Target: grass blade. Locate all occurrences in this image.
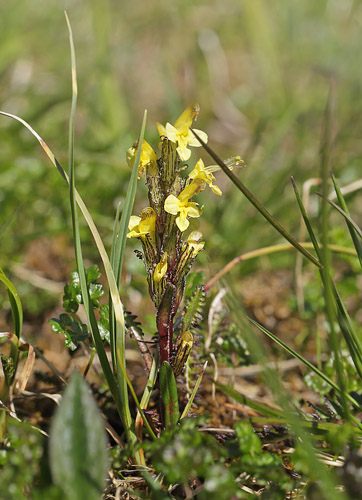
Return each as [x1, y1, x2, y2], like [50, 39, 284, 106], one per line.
[214, 381, 283, 419]
[180, 361, 208, 420]
[292, 173, 362, 384]
[247, 317, 361, 413]
[64, 13, 115, 393]
[112, 113, 147, 286]
[224, 289, 348, 499]
[331, 172, 362, 268]
[291, 177, 322, 261]
[110, 201, 122, 271]
[64, 13, 139, 449]
[0, 267, 22, 340]
[0, 110, 132, 409]
[109, 112, 147, 413]
[318, 193, 362, 240]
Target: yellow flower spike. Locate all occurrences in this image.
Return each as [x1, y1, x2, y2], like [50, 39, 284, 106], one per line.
[186, 231, 205, 257]
[126, 140, 158, 178]
[157, 103, 208, 162]
[154, 252, 168, 282]
[127, 207, 156, 239]
[189, 159, 222, 196]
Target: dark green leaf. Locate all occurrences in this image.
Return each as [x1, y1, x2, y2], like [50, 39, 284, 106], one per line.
[63, 267, 104, 313]
[159, 361, 180, 428]
[49, 314, 89, 351]
[98, 305, 110, 343]
[86, 264, 101, 282]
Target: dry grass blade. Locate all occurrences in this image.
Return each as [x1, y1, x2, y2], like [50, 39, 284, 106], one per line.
[16, 344, 35, 392]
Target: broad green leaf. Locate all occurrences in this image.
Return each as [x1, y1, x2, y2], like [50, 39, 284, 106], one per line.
[159, 361, 180, 428]
[49, 372, 108, 500]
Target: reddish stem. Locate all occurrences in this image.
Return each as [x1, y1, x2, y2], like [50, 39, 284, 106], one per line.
[157, 313, 173, 363]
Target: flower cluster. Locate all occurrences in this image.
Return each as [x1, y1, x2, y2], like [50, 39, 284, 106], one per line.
[126, 104, 221, 368]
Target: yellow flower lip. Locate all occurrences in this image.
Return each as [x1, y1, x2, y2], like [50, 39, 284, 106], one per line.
[189, 159, 222, 196]
[186, 231, 205, 257]
[164, 194, 202, 232]
[127, 207, 156, 239]
[126, 140, 158, 178]
[157, 103, 208, 162]
[164, 179, 205, 232]
[154, 252, 168, 282]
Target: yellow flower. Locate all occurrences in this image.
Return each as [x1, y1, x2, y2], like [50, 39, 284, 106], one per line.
[178, 178, 206, 202]
[164, 179, 205, 232]
[207, 155, 244, 173]
[126, 140, 158, 178]
[127, 207, 156, 239]
[172, 330, 193, 376]
[154, 252, 168, 282]
[157, 103, 208, 162]
[186, 231, 205, 257]
[188, 159, 222, 195]
[164, 196, 201, 232]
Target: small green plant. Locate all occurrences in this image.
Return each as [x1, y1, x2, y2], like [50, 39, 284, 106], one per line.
[0, 418, 44, 500]
[125, 103, 224, 426]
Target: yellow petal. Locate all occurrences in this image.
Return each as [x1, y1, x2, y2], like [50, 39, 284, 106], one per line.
[140, 140, 157, 167]
[186, 204, 201, 218]
[165, 123, 178, 143]
[164, 195, 180, 215]
[126, 146, 136, 168]
[178, 179, 206, 202]
[154, 252, 168, 282]
[128, 215, 141, 231]
[187, 128, 208, 147]
[176, 214, 190, 232]
[186, 230, 205, 256]
[174, 103, 200, 131]
[187, 230, 203, 243]
[139, 207, 156, 235]
[210, 183, 222, 196]
[176, 144, 191, 162]
[157, 122, 167, 137]
[188, 158, 204, 179]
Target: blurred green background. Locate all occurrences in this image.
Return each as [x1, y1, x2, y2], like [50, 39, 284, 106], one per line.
[1, 0, 361, 322]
